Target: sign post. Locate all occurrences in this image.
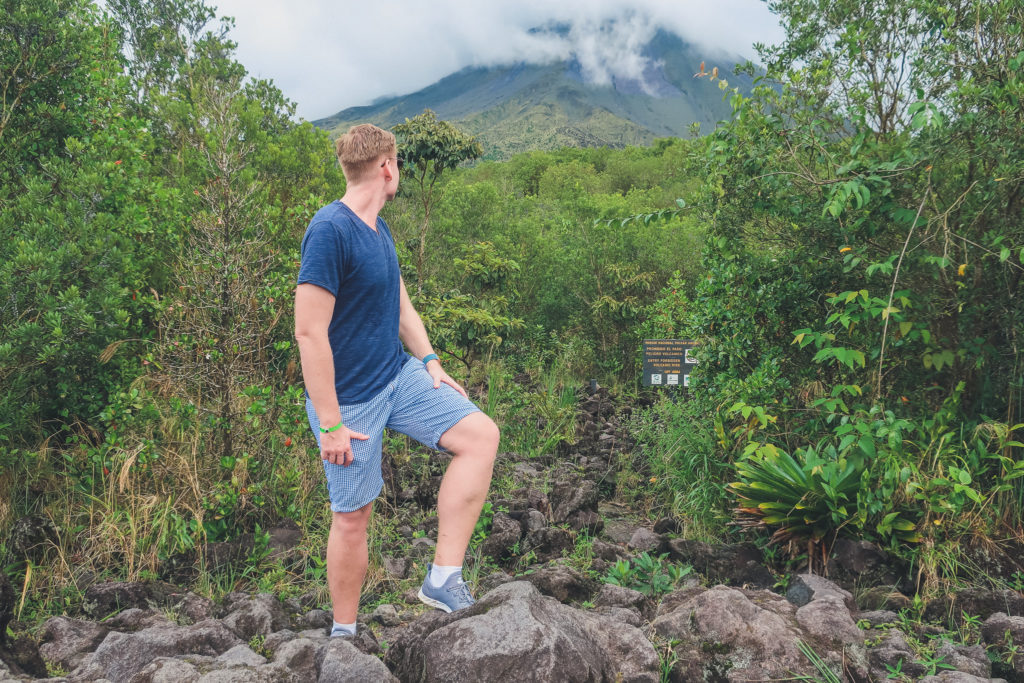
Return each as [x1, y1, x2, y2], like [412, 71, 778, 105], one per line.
[642, 339, 698, 389]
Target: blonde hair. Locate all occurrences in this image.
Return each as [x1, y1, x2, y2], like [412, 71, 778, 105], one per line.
[335, 124, 396, 183]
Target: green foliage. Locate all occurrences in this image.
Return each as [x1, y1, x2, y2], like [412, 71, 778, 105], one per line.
[394, 109, 483, 285]
[603, 552, 692, 596]
[0, 0, 159, 443]
[470, 501, 494, 549]
[633, 393, 731, 538]
[729, 441, 864, 546]
[680, 0, 1024, 586]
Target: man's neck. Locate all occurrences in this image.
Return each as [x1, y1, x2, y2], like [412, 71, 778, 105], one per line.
[340, 186, 387, 231]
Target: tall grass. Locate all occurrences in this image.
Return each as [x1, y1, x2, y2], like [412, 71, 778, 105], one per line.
[632, 394, 732, 540]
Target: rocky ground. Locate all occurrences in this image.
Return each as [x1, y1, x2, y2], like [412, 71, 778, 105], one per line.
[2, 386, 1022, 682]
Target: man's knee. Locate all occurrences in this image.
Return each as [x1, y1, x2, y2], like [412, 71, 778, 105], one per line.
[443, 412, 500, 457]
[330, 503, 372, 535]
[476, 414, 500, 452]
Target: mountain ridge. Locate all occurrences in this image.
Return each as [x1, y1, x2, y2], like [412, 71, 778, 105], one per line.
[313, 30, 754, 158]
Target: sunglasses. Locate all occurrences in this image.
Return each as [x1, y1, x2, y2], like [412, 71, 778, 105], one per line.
[380, 156, 405, 170]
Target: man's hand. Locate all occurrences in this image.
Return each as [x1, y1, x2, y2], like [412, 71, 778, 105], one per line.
[320, 426, 370, 467]
[426, 361, 468, 398]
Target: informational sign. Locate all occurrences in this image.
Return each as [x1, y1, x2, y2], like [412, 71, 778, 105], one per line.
[642, 339, 697, 388]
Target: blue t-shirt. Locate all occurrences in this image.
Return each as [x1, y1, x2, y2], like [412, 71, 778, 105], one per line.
[298, 201, 407, 404]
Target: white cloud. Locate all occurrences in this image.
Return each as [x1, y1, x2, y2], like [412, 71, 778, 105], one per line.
[211, 0, 784, 120]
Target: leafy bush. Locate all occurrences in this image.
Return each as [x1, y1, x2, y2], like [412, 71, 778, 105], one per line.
[603, 552, 692, 596]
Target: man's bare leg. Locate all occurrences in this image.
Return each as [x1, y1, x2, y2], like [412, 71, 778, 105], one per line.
[326, 502, 372, 623]
[434, 412, 500, 566]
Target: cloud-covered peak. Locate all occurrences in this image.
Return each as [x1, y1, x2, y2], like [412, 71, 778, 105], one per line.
[212, 0, 783, 119]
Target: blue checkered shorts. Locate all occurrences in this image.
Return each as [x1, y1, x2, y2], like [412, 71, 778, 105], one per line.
[306, 356, 480, 512]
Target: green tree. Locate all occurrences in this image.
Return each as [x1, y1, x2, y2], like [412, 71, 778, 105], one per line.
[393, 109, 483, 288]
[0, 0, 162, 445]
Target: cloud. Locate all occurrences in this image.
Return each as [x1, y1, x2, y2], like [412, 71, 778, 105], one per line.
[211, 0, 783, 119]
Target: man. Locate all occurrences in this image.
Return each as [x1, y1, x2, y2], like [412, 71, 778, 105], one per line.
[294, 124, 498, 638]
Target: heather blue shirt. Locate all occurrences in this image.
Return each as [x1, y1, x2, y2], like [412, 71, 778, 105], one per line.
[298, 201, 407, 404]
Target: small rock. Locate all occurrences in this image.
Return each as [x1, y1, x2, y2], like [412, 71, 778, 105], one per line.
[601, 519, 636, 544]
[854, 609, 900, 626]
[303, 609, 332, 629]
[652, 517, 681, 535]
[8, 515, 59, 562]
[370, 604, 402, 627]
[383, 555, 411, 580]
[477, 571, 514, 595]
[594, 584, 647, 610]
[568, 510, 604, 534]
[520, 510, 547, 535]
[594, 606, 643, 627]
[410, 537, 436, 554]
[266, 525, 303, 563]
[480, 513, 522, 562]
[591, 539, 623, 562]
[523, 527, 573, 562]
[262, 629, 297, 653]
[868, 628, 927, 680]
[857, 585, 912, 611]
[82, 581, 178, 618]
[627, 528, 661, 552]
[174, 592, 215, 624]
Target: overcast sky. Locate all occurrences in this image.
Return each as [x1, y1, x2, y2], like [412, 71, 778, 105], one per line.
[209, 0, 785, 121]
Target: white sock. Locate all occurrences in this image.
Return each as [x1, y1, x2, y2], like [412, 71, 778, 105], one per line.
[428, 564, 462, 586]
[330, 621, 356, 637]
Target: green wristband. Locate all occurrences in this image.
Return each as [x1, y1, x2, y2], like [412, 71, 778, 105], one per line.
[422, 353, 439, 365]
[319, 420, 344, 434]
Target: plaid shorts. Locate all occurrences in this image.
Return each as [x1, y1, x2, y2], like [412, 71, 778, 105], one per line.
[306, 356, 480, 512]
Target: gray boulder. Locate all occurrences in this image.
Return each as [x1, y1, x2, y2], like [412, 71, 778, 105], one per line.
[480, 512, 522, 562]
[220, 593, 291, 641]
[82, 581, 179, 619]
[216, 644, 266, 667]
[550, 478, 601, 531]
[786, 573, 856, 611]
[39, 617, 109, 672]
[919, 674, 1007, 683]
[653, 583, 864, 682]
[933, 641, 992, 678]
[867, 628, 927, 680]
[69, 619, 241, 682]
[104, 608, 170, 632]
[130, 657, 201, 682]
[522, 526, 573, 562]
[316, 638, 397, 682]
[519, 565, 596, 603]
[386, 580, 659, 682]
[982, 612, 1024, 678]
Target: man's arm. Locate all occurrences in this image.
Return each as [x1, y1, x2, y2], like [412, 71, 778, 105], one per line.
[294, 283, 368, 466]
[397, 277, 468, 397]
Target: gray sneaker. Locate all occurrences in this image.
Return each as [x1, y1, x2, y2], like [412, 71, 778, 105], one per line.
[417, 564, 475, 613]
